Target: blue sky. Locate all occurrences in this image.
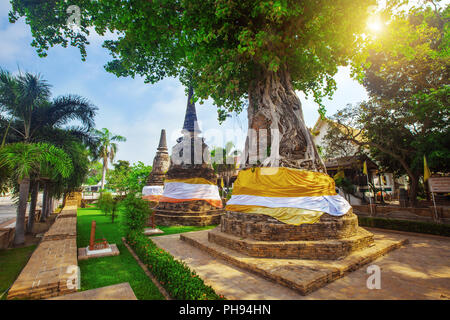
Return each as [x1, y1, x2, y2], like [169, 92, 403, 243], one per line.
[0, 1, 368, 165]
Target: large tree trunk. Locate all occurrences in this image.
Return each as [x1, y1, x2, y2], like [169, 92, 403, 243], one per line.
[27, 180, 39, 234]
[14, 177, 30, 246]
[246, 68, 326, 172]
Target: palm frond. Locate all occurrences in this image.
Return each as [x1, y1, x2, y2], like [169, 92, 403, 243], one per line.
[43, 94, 97, 130]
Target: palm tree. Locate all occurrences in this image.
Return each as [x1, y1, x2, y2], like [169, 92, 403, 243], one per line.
[0, 69, 97, 146]
[0, 142, 72, 245]
[91, 128, 126, 190]
[0, 68, 97, 228]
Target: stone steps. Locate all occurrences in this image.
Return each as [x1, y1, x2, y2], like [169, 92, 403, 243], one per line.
[180, 229, 408, 296]
[207, 227, 375, 260]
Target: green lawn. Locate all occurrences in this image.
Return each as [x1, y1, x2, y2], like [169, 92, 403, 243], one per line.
[0, 245, 36, 300]
[77, 206, 216, 299]
[77, 207, 164, 300]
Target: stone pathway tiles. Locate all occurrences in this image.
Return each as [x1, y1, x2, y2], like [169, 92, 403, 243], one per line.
[48, 283, 137, 300]
[151, 228, 450, 300]
[42, 216, 77, 241]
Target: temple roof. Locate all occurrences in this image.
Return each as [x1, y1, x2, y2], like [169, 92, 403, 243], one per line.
[182, 86, 201, 133]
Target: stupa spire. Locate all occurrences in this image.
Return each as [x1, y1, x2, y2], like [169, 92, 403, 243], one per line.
[182, 86, 201, 134]
[157, 129, 168, 151]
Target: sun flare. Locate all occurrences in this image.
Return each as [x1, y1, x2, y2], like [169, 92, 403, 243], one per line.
[367, 17, 384, 33]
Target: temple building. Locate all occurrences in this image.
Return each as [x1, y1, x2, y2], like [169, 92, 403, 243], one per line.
[153, 87, 223, 226]
[142, 129, 170, 202]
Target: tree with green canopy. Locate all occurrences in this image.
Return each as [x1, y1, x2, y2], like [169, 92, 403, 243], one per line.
[323, 1, 450, 206]
[0, 142, 73, 245]
[9, 0, 380, 172]
[91, 128, 126, 190]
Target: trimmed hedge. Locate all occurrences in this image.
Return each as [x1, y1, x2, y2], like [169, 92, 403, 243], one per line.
[358, 216, 450, 237]
[126, 230, 225, 300]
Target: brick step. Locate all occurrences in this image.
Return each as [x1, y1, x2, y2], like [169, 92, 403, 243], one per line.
[207, 227, 375, 260]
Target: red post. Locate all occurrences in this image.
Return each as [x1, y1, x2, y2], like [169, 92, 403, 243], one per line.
[89, 221, 96, 250]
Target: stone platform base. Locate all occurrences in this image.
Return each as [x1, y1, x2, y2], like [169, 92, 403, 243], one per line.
[78, 244, 120, 261]
[180, 229, 408, 295]
[208, 227, 375, 260]
[154, 199, 223, 226]
[154, 210, 222, 226]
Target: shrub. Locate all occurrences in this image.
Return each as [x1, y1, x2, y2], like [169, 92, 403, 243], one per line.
[122, 193, 150, 234]
[126, 231, 225, 300]
[358, 216, 450, 237]
[98, 192, 114, 215]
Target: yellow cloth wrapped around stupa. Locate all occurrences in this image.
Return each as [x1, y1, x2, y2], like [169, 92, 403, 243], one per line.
[226, 167, 351, 225]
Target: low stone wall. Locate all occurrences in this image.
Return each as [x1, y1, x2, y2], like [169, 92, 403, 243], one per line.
[0, 217, 30, 249]
[353, 204, 450, 223]
[7, 205, 79, 300]
[42, 216, 77, 241]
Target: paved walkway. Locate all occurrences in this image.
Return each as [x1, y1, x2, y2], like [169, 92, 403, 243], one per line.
[0, 196, 19, 225]
[152, 228, 450, 300]
[48, 283, 137, 300]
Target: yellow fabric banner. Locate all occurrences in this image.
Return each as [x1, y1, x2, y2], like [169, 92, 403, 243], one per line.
[226, 205, 324, 225]
[232, 167, 337, 197]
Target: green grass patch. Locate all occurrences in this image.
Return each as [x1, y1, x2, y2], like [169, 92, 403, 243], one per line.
[0, 245, 36, 299]
[77, 206, 164, 300]
[152, 225, 217, 237]
[358, 216, 450, 237]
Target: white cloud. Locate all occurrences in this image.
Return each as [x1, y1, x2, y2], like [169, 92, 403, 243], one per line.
[0, 19, 33, 63]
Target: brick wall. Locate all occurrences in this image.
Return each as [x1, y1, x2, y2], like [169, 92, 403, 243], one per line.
[7, 205, 79, 300]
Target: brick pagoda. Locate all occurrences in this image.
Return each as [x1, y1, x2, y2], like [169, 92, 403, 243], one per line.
[146, 129, 170, 186]
[154, 87, 223, 226]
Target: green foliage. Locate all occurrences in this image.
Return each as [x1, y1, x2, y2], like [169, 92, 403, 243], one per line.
[122, 193, 151, 234]
[97, 191, 114, 215]
[9, 0, 376, 119]
[90, 128, 126, 189]
[85, 161, 103, 185]
[358, 216, 450, 237]
[0, 142, 73, 181]
[335, 177, 356, 196]
[127, 231, 225, 300]
[107, 160, 151, 195]
[352, 3, 449, 99]
[0, 68, 97, 146]
[0, 67, 97, 198]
